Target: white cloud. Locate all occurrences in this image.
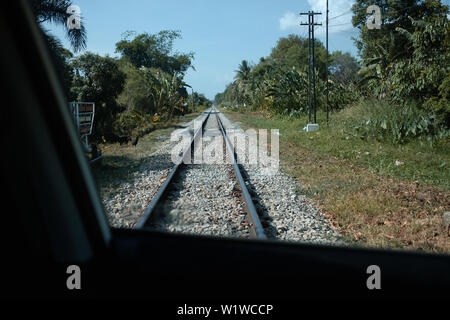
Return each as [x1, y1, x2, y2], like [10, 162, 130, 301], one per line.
[280, 12, 302, 31]
[279, 0, 356, 34]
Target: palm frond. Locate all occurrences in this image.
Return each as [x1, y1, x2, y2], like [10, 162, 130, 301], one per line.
[31, 0, 87, 52]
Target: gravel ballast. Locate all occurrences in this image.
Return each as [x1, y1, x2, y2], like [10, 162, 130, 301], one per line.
[218, 112, 342, 245]
[150, 113, 251, 238]
[103, 113, 208, 228]
[102, 109, 343, 245]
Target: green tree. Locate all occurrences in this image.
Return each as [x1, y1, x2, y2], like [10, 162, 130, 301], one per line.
[214, 92, 225, 105]
[71, 53, 126, 139]
[115, 30, 194, 76]
[233, 60, 253, 106]
[216, 34, 359, 116]
[31, 0, 87, 52]
[393, 16, 450, 125]
[269, 34, 328, 79]
[330, 51, 360, 85]
[352, 0, 447, 87]
[235, 60, 252, 81]
[191, 92, 211, 108]
[354, 0, 449, 127]
[118, 63, 189, 120]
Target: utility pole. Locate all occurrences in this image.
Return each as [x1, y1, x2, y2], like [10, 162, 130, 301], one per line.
[300, 13, 311, 122]
[311, 12, 321, 124]
[300, 11, 322, 127]
[191, 88, 195, 112]
[326, 0, 329, 125]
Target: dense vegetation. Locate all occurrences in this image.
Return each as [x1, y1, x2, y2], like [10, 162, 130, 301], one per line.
[32, 0, 211, 142]
[216, 0, 449, 145]
[215, 35, 360, 117]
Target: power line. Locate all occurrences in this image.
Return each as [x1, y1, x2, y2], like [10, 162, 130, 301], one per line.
[327, 2, 425, 22]
[316, 23, 354, 29]
[327, 22, 354, 28]
[329, 10, 352, 21]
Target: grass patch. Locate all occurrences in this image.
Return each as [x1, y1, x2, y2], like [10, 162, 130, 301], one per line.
[223, 105, 450, 254]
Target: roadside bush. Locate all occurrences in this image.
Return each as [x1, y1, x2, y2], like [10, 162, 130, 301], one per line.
[347, 99, 449, 145]
[113, 110, 154, 138]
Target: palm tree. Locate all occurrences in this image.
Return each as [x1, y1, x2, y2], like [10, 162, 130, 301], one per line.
[234, 60, 252, 82]
[31, 0, 87, 52]
[234, 60, 252, 107]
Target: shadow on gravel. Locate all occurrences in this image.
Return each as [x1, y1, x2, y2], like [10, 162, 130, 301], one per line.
[170, 125, 189, 130]
[96, 153, 175, 172]
[144, 153, 177, 172]
[164, 166, 189, 203]
[238, 164, 279, 239]
[152, 166, 190, 228]
[92, 153, 176, 200]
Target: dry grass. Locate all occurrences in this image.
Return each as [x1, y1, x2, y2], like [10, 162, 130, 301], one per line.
[224, 109, 450, 254]
[282, 142, 450, 253]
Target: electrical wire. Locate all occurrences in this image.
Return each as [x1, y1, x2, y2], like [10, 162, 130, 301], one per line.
[328, 10, 353, 21]
[327, 1, 428, 22]
[327, 22, 354, 28]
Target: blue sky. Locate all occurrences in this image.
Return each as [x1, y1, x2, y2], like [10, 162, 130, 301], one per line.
[46, 0, 444, 100]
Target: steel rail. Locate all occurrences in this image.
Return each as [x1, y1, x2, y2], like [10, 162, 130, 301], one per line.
[89, 154, 103, 163]
[135, 110, 212, 229]
[215, 112, 266, 239]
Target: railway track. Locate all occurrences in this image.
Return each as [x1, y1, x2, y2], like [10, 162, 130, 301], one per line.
[135, 108, 266, 239]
